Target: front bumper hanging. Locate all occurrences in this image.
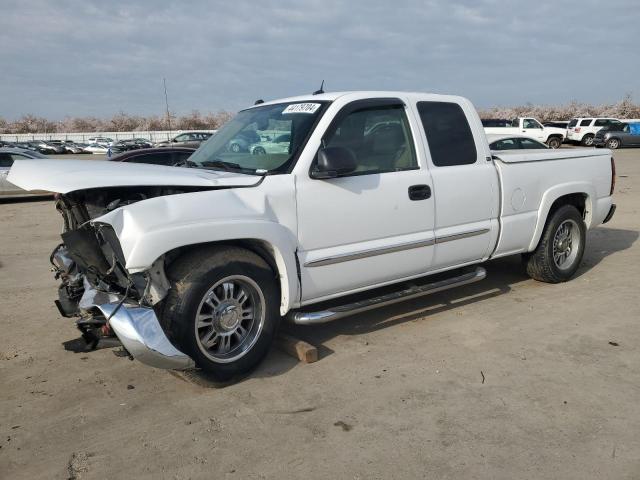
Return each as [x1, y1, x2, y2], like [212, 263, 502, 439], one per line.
[94, 302, 195, 370]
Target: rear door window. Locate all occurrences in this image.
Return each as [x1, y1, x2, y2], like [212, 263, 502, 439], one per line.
[580, 119, 592, 126]
[417, 101, 477, 167]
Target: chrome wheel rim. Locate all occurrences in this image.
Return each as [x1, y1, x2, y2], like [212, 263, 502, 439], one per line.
[230, 143, 240, 152]
[552, 219, 580, 270]
[194, 275, 265, 363]
[608, 139, 619, 149]
[584, 136, 593, 146]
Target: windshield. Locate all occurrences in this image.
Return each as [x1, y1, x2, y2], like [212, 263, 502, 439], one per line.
[189, 101, 328, 174]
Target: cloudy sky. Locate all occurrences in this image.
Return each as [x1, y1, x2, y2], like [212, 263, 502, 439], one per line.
[1, 0, 638, 119]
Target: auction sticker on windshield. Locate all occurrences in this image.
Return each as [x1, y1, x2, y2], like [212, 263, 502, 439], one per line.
[282, 103, 321, 114]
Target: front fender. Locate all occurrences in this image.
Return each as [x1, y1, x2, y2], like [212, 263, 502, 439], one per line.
[128, 220, 299, 315]
[94, 177, 300, 314]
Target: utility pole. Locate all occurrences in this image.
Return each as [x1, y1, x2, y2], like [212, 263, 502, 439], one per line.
[163, 77, 172, 139]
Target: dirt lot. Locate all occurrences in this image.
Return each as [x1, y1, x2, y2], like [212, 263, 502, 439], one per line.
[1, 149, 639, 479]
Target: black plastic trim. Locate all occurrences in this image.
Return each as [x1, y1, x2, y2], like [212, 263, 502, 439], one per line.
[603, 204, 616, 224]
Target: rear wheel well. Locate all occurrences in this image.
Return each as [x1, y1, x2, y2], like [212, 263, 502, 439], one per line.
[548, 193, 587, 220]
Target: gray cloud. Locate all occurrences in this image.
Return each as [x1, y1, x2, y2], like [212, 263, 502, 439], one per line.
[1, 0, 638, 119]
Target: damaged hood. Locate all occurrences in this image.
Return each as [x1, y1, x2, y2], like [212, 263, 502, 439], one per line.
[7, 159, 262, 194]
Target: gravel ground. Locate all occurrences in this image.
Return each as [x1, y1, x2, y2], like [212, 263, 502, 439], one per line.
[1, 149, 639, 479]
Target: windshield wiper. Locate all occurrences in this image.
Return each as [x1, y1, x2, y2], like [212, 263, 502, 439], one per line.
[200, 159, 243, 171]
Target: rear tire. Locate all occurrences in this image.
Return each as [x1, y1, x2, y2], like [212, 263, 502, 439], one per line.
[546, 137, 562, 149]
[525, 205, 586, 283]
[581, 134, 594, 146]
[162, 246, 280, 381]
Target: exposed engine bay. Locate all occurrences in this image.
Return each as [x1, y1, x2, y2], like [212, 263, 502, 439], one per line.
[51, 186, 184, 347]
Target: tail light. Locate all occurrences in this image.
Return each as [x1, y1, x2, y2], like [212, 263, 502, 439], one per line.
[610, 157, 616, 195]
[575, 127, 581, 133]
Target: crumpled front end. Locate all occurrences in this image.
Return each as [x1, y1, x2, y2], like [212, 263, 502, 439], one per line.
[51, 190, 194, 370]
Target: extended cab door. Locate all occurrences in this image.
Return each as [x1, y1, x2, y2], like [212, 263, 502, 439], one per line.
[414, 100, 499, 269]
[295, 98, 435, 303]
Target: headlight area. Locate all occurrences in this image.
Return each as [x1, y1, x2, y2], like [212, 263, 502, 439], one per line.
[61, 223, 136, 299]
[53, 222, 172, 348]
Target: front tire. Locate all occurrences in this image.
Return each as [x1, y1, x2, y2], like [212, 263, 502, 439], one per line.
[162, 246, 280, 381]
[606, 138, 620, 149]
[546, 137, 562, 149]
[525, 205, 586, 283]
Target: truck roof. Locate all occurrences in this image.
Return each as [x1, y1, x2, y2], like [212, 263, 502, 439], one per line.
[253, 91, 468, 108]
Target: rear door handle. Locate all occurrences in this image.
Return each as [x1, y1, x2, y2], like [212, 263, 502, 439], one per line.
[408, 184, 431, 201]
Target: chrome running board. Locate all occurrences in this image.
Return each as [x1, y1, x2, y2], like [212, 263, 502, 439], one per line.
[288, 266, 486, 325]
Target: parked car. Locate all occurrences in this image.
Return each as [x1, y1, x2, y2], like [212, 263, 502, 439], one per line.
[250, 133, 291, 155]
[483, 117, 565, 148]
[227, 130, 261, 152]
[566, 118, 621, 146]
[9, 91, 616, 380]
[155, 132, 213, 149]
[487, 134, 549, 150]
[14, 142, 38, 151]
[64, 143, 86, 154]
[0, 148, 49, 197]
[0, 140, 17, 148]
[82, 143, 109, 154]
[111, 138, 153, 153]
[46, 140, 84, 154]
[109, 147, 196, 165]
[87, 137, 114, 146]
[593, 122, 640, 149]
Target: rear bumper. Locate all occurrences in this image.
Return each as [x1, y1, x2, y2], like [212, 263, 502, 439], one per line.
[94, 302, 195, 370]
[603, 204, 616, 224]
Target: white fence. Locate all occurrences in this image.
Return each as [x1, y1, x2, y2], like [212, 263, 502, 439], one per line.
[0, 129, 217, 143]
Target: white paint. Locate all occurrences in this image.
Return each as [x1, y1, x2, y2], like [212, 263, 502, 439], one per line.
[7, 159, 261, 193]
[8, 91, 615, 313]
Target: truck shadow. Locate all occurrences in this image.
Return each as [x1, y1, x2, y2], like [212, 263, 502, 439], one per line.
[577, 226, 638, 276]
[281, 226, 638, 360]
[57, 227, 637, 386]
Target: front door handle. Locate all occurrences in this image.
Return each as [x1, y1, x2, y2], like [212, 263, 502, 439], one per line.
[408, 184, 431, 201]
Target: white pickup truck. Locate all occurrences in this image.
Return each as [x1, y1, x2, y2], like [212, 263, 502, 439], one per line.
[483, 117, 566, 148]
[9, 91, 616, 381]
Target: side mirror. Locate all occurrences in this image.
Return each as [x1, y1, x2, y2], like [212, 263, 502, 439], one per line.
[310, 147, 357, 179]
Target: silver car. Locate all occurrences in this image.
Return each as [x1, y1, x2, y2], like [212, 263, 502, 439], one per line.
[593, 122, 640, 149]
[249, 133, 291, 155]
[0, 148, 50, 197]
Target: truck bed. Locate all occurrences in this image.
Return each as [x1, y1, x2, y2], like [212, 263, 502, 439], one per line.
[490, 148, 614, 258]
